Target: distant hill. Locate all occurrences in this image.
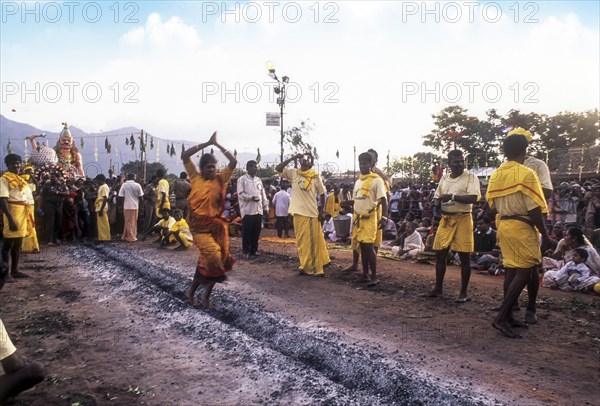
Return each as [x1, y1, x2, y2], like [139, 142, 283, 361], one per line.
[0, 115, 279, 176]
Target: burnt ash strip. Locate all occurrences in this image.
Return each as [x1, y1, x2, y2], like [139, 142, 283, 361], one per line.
[73, 244, 491, 406]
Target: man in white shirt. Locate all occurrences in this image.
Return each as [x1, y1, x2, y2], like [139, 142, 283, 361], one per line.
[237, 160, 268, 258]
[272, 183, 291, 238]
[118, 173, 144, 242]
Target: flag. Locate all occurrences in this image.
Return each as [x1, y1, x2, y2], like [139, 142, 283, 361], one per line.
[80, 138, 84, 149]
[336, 149, 339, 158]
[256, 148, 261, 163]
[234, 149, 238, 158]
[150, 137, 154, 150]
[130, 134, 136, 150]
[7, 141, 13, 154]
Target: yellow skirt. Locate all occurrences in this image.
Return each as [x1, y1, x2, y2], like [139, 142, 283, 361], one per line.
[352, 212, 378, 244]
[96, 210, 111, 241]
[2, 203, 28, 239]
[22, 205, 39, 253]
[497, 218, 540, 269]
[293, 214, 330, 275]
[432, 213, 474, 253]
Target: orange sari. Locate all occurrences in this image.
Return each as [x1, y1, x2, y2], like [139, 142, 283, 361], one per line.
[185, 161, 235, 282]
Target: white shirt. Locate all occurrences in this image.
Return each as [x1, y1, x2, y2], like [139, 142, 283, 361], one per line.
[272, 190, 291, 217]
[322, 218, 335, 234]
[237, 174, 268, 217]
[118, 180, 144, 210]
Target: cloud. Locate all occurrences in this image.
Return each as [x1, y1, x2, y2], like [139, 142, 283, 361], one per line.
[120, 12, 200, 50]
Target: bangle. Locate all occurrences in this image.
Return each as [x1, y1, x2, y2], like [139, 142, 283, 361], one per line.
[451, 194, 455, 201]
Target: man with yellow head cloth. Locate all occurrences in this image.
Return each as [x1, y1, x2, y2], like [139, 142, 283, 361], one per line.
[506, 127, 553, 325]
[276, 153, 330, 276]
[0, 154, 33, 280]
[487, 134, 555, 338]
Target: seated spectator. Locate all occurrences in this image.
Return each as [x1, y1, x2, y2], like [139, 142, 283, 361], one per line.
[542, 226, 600, 291]
[142, 208, 175, 247]
[416, 217, 432, 241]
[549, 221, 565, 241]
[455, 216, 500, 273]
[543, 248, 596, 291]
[382, 217, 398, 240]
[322, 213, 335, 240]
[0, 262, 46, 402]
[168, 209, 193, 251]
[395, 221, 424, 260]
[415, 222, 438, 264]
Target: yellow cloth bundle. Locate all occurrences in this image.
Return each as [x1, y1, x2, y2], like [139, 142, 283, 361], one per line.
[296, 169, 318, 190]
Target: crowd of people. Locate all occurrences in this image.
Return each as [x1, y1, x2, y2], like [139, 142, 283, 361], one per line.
[2, 127, 600, 400]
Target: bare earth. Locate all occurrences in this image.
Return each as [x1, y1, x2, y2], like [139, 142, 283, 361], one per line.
[1, 229, 599, 406]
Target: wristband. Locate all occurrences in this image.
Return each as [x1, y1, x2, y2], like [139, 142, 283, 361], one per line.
[451, 194, 455, 202]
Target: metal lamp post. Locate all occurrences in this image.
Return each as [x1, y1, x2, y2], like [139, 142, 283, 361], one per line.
[266, 61, 289, 163]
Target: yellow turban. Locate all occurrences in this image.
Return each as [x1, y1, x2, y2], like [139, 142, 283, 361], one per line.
[507, 127, 532, 141]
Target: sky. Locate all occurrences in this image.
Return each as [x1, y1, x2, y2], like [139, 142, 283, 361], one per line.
[1, 1, 599, 173]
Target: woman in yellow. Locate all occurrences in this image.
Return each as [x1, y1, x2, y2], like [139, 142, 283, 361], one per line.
[276, 153, 330, 276]
[182, 132, 237, 308]
[95, 174, 111, 241]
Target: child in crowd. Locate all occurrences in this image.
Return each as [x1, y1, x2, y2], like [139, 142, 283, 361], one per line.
[168, 209, 193, 251]
[547, 248, 592, 291]
[322, 213, 335, 240]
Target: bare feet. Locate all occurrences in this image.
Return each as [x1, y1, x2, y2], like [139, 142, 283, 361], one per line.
[491, 320, 520, 338]
[356, 275, 370, 283]
[423, 289, 442, 298]
[184, 290, 198, 307]
[201, 291, 214, 309]
[343, 265, 358, 272]
[11, 271, 30, 278]
[455, 292, 471, 303]
[525, 310, 538, 325]
[366, 278, 379, 287]
[508, 318, 529, 328]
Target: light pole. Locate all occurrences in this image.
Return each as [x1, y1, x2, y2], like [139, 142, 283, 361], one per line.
[266, 61, 289, 163]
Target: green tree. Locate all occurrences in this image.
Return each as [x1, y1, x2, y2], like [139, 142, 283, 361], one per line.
[282, 119, 319, 161]
[121, 161, 168, 184]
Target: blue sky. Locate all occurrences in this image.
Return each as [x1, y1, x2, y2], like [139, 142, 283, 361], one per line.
[1, 1, 599, 171]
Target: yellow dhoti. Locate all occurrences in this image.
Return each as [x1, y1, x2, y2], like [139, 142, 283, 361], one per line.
[432, 213, 474, 253]
[352, 212, 378, 244]
[96, 197, 111, 241]
[293, 214, 330, 275]
[21, 205, 39, 253]
[2, 202, 28, 238]
[497, 218, 540, 269]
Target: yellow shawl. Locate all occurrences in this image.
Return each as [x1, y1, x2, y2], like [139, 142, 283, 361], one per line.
[358, 173, 379, 197]
[2, 172, 28, 191]
[297, 169, 318, 190]
[486, 161, 547, 213]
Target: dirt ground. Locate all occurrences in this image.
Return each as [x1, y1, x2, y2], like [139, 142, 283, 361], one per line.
[1, 229, 599, 405]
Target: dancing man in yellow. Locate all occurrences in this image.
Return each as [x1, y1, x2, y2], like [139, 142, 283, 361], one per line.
[94, 174, 111, 241]
[352, 152, 388, 286]
[182, 132, 237, 308]
[427, 149, 481, 302]
[0, 154, 33, 281]
[487, 134, 554, 338]
[276, 153, 330, 276]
